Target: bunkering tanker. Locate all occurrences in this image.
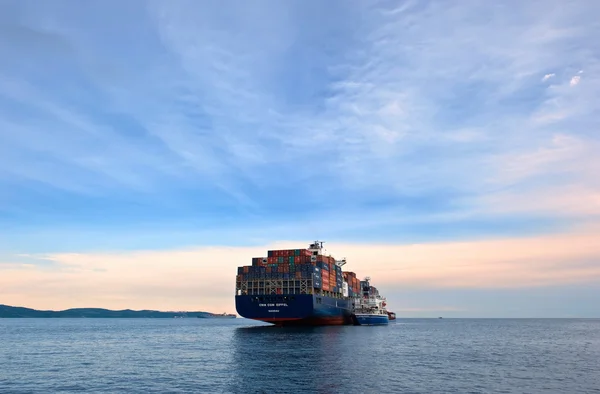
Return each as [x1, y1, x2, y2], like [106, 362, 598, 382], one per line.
[235, 241, 389, 326]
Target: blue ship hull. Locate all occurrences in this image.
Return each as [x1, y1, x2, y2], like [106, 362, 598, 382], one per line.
[354, 313, 389, 326]
[235, 294, 354, 326]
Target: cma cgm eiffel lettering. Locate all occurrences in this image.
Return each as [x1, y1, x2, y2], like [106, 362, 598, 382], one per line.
[234, 241, 394, 326]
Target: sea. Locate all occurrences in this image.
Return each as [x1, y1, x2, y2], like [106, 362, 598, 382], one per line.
[0, 318, 598, 393]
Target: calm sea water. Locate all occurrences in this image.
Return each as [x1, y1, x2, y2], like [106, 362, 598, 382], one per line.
[1, 318, 598, 393]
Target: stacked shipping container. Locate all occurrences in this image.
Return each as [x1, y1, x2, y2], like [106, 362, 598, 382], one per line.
[342, 272, 361, 297]
[236, 248, 360, 296]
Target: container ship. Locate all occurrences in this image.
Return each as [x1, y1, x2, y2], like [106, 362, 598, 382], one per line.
[235, 241, 393, 326]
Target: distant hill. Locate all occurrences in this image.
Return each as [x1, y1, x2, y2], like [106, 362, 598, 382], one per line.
[0, 304, 225, 318]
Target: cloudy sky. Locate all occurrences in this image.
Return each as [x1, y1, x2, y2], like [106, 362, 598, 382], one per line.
[1, 0, 599, 317]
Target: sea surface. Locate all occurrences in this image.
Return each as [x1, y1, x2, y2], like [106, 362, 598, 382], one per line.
[1, 318, 599, 393]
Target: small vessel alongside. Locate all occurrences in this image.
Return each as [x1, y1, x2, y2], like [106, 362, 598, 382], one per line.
[353, 277, 389, 326]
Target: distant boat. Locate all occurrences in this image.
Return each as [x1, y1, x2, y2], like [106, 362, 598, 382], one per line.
[199, 312, 236, 318]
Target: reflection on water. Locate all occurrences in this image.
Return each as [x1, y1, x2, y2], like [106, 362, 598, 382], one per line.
[230, 325, 354, 393]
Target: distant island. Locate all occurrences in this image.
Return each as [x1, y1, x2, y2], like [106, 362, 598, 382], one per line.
[0, 304, 236, 319]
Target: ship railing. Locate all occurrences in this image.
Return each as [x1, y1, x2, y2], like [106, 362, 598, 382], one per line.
[235, 278, 324, 296]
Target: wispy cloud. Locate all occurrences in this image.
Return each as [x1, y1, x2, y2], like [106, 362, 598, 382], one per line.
[0, 2, 598, 268]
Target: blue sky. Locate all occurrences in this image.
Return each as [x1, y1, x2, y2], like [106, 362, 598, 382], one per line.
[1, 1, 599, 315]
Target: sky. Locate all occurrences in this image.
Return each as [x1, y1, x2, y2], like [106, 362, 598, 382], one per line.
[1, 0, 599, 317]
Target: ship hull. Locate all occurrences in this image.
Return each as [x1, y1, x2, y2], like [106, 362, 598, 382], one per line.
[235, 294, 354, 326]
[354, 313, 389, 326]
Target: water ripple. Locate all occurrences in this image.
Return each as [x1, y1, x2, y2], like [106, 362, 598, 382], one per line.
[0, 319, 599, 393]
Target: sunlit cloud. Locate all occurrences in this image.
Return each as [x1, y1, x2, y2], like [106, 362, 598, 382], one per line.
[2, 225, 599, 315]
[542, 73, 555, 81]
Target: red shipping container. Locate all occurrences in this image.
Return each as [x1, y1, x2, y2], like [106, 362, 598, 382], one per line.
[243, 266, 249, 273]
[294, 256, 300, 263]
